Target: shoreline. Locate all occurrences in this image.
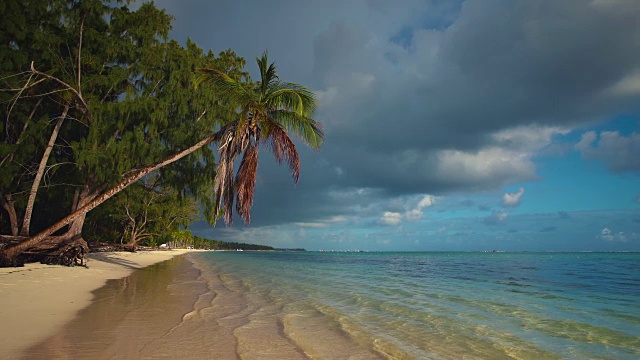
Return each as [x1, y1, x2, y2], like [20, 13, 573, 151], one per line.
[0, 249, 196, 359]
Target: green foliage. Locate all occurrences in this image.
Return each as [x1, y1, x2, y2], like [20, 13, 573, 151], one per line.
[197, 51, 324, 225]
[1, 0, 321, 246]
[85, 178, 198, 246]
[206, 239, 274, 251]
[166, 231, 274, 251]
[1, 0, 248, 236]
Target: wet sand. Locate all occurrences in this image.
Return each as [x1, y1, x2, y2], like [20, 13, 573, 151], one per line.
[24, 255, 208, 359]
[0, 250, 194, 359]
[21, 254, 315, 359]
[8, 251, 637, 359]
[16, 252, 390, 359]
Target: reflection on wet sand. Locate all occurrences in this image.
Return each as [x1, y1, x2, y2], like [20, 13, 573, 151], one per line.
[27, 253, 391, 359]
[25, 256, 206, 359]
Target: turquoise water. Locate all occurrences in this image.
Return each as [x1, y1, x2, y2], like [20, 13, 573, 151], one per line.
[194, 251, 640, 359]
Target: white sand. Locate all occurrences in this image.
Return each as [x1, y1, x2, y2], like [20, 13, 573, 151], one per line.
[0, 249, 194, 359]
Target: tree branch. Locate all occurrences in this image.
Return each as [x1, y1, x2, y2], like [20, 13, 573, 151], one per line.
[77, 12, 86, 96]
[6, 72, 40, 125]
[20, 104, 69, 236]
[29, 62, 89, 112]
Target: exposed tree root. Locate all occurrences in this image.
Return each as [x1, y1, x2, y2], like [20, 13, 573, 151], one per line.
[0, 235, 88, 267]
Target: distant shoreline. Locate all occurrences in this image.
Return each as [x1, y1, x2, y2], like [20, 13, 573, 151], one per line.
[0, 249, 197, 359]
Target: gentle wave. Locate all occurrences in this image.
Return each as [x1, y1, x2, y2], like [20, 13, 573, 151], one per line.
[189, 251, 639, 359]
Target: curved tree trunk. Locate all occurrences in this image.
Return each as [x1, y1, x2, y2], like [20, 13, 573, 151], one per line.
[0, 183, 97, 267]
[20, 104, 69, 236]
[0, 100, 44, 236]
[0, 130, 222, 267]
[68, 182, 100, 236]
[1, 194, 19, 236]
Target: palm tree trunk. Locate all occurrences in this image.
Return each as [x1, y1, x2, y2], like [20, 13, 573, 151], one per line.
[20, 104, 69, 236]
[0, 130, 221, 266]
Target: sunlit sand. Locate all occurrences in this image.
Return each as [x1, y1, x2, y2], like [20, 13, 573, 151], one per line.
[0, 249, 194, 358]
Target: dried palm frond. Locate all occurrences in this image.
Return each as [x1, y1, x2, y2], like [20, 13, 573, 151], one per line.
[235, 142, 259, 224]
[201, 51, 324, 225]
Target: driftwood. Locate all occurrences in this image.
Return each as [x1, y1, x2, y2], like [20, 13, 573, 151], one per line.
[0, 235, 27, 244]
[0, 235, 88, 267]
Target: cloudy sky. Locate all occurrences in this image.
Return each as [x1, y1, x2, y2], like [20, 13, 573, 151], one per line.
[152, 0, 640, 251]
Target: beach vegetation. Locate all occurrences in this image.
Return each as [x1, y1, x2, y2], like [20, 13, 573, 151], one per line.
[164, 231, 275, 251]
[85, 179, 199, 250]
[0, 0, 321, 266]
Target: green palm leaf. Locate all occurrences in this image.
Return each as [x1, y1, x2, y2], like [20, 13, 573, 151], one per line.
[200, 51, 324, 225]
[269, 110, 323, 149]
[195, 67, 253, 104]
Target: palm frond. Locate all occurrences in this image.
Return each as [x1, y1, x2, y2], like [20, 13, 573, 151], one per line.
[265, 63, 278, 87]
[212, 119, 262, 225]
[210, 51, 324, 226]
[270, 110, 324, 149]
[265, 120, 301, 184]
[256, 51, 269, 76]
[212, 121, 237, 143]
[213, 148, 236, 225]
[256, 51, 279, 96]
[212, 122, 240, 225]
[195, 67, 253, 104]
[267, 84, 317, 115]
[234, 142, 259, 224]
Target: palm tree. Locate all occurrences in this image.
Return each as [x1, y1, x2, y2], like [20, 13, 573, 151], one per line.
[198, 51, 324, 225]
[0, 52, 323, 266]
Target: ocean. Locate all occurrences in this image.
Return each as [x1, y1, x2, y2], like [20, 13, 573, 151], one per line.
[30, 251, 640, 359]
[190, 251, 640, 359]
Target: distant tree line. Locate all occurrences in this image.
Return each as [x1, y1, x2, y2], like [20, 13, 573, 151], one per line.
[164, 229, 273, 251]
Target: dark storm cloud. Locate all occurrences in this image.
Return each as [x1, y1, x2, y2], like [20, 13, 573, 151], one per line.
[313, 0, 640, 188]
[575, 130, 640, 172]
[152, 0, 640, 228]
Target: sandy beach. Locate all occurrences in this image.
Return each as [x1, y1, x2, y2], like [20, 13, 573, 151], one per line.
[3, 251, 636, 359]
[0, 249, 194, 359]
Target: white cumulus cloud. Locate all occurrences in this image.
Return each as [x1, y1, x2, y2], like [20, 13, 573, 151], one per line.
[405, 195, 437, 221]
[379, 194, 437, 225]
[485, 210, 509, 225]
[296, 215, 349, 228]
[417, 195, 435, 209]
[378, 212, 403, 226]
[435, 148, 536, 189]
[605, 70, 640, 96]
[404, 209, 424, 222]
[600, 227, 628, 242]
[503, 187, 525, 207]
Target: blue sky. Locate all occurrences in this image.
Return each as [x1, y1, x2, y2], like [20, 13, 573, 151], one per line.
[150, 0, 640, 251]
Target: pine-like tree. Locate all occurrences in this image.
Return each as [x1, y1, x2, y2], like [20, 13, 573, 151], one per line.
[0, 1, 323, 267]
[0, 1, 247, 265]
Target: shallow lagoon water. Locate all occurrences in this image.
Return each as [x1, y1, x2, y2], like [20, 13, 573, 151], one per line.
[30, 251, 640, 359]
[195, 251, 639, 359]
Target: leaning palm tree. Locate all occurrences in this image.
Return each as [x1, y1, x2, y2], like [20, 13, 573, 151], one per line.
[198, 51, 324, 225]
[0, 52, 322, 267]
